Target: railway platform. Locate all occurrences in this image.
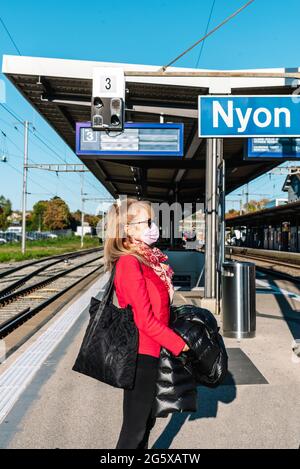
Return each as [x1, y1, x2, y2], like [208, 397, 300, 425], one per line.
[0, 269, 299, 449]
[1, 4, 300, 455]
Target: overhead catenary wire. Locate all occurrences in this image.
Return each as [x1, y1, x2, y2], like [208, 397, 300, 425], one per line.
[1, 103, 108, 197]
[1, 122, 83, 199]
[1, 125, 80, 195]
[0, 21, 91, 189]
[1, 133, 88, 204]
[195, 0, 216, 68]
[0, 104, 107, 200]
[2, 105, 68, 164]
[4, 159, 96, 208]
[228, 172, 291, 203]
[1, 124, 25, 155]
[5, 161, 56, 197]
[5, 10, 282, 208]
[1, 14, 293, 205]
[0, 129, 8, 161]
[160, 0, 255, 71]
[2, 103, 64, 157]
[1, 97, 96, 191]
[0, 16, 120, 204]
[0, 16, 21, 55]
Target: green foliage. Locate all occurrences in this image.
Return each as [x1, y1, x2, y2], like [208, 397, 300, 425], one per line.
[0, 235, 101, 263]
[244, 198, 270, 213]
[0, 195, 12, 229]
[43, 197, 72, 230]
[29, 200, 49, 231]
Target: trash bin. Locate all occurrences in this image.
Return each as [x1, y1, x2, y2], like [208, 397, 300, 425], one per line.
[221, 261, 256, 338]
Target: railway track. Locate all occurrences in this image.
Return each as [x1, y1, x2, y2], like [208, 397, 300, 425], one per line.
[227, 247, 300, 280]
[229, 252, 300, 270]
[0, 247, 101, 280]
[0, 249, 104, 338]
[0, 248, 102, 297]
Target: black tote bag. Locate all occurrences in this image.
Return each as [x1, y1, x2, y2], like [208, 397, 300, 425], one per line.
[72, 264, 139, 390]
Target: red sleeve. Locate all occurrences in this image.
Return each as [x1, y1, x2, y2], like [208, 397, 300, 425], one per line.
[115, 255, 186, 356]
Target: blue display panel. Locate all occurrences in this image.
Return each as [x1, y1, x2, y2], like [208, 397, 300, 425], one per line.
[246, 137, 300, 159]
[76, 122, 184, 157]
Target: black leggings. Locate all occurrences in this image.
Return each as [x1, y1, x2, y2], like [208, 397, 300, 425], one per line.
[115, 353, 159, 449]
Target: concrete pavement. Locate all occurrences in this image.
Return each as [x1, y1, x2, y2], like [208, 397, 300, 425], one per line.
[0, 270, 299, 449]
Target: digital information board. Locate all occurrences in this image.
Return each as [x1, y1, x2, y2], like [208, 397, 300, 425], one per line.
[76, 122, 184, 157]
[246, 137, 300, 159]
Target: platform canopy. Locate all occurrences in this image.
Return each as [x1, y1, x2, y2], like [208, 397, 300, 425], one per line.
[3, 55, 300, 202]
[226, 199, 300, 227]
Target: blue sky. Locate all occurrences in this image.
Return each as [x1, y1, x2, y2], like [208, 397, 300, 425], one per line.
[1, 0, 300, 214]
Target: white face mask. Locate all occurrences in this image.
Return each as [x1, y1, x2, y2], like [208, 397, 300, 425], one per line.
[140, 222, 159, 245]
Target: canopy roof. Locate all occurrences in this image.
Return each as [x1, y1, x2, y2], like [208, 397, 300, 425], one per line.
[226, 200, 300, 226]
[3, 55, 299, 202]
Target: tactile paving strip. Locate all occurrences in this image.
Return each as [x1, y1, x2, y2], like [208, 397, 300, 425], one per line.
[0, 272, 109, 424]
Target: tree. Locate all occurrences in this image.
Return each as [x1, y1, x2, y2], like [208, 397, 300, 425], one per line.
[29, 200, 48, 231]
[0, 212, 6, 230]
[43, 197, 71, 230]
[70, 211, 102, 231]
[257, 198, 270, 210]
[225, 209, 240, 219]
[85, 214, 102, 228]
[0, 195, 12, 230]
[244, 198, 271, 213]
[71, 210, 82, 224]
[69, 210, 81, 232]
[244, 200, 258, 213]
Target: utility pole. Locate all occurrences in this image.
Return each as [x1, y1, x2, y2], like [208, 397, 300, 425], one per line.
[245, 182, 249, 209]
[26, 164, 90, 248]
[21, 121, 30, 255]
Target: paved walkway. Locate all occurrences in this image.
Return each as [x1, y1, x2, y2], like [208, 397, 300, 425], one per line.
[0, 270, 299, 449]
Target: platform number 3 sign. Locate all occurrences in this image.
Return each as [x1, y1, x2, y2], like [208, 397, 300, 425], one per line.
[100, 75, 117, 94]
[93, 67, 125, 99]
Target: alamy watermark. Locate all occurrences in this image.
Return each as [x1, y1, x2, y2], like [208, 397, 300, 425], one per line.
[94, 195, 205, 241]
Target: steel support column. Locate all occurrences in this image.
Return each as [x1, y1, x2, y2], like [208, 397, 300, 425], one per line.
[204, 138, 223, 301]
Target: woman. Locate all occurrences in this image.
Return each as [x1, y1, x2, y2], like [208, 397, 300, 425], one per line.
[103, 198, 190, 449]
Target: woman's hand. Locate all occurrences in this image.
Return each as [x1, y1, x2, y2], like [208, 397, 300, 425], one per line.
[182, 343, 190, 352]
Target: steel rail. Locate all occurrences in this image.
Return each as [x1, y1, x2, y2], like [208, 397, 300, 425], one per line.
[0, 247, 102, 280]
[0, 264, 103, 337]
[0, 254, 102, 307]
[0, 257, 103, 337]
[0, 248, 102, 298]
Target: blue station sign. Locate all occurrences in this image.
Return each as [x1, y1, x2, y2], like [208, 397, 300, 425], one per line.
[198, 95, 300, 138]
[76, 122, 184, 157]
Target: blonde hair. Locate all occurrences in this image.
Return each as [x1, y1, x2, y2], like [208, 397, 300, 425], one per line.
[103, 198, 154, 272]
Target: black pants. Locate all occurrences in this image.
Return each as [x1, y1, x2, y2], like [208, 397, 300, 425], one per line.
[115, 353, 159, 449]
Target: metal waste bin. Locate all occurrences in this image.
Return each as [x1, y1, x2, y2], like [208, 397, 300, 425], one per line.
[221, 261, 256, 338]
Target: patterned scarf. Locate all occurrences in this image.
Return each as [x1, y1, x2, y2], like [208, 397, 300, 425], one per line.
[131, 239, 174, 302]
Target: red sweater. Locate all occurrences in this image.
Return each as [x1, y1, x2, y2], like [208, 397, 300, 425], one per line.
[114, 254, 186, 358]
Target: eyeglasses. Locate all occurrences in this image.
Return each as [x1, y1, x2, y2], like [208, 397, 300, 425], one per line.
[127, 218, 153, 228]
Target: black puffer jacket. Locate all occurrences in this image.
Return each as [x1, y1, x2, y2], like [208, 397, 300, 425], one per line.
[152, 305, 228, 418]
